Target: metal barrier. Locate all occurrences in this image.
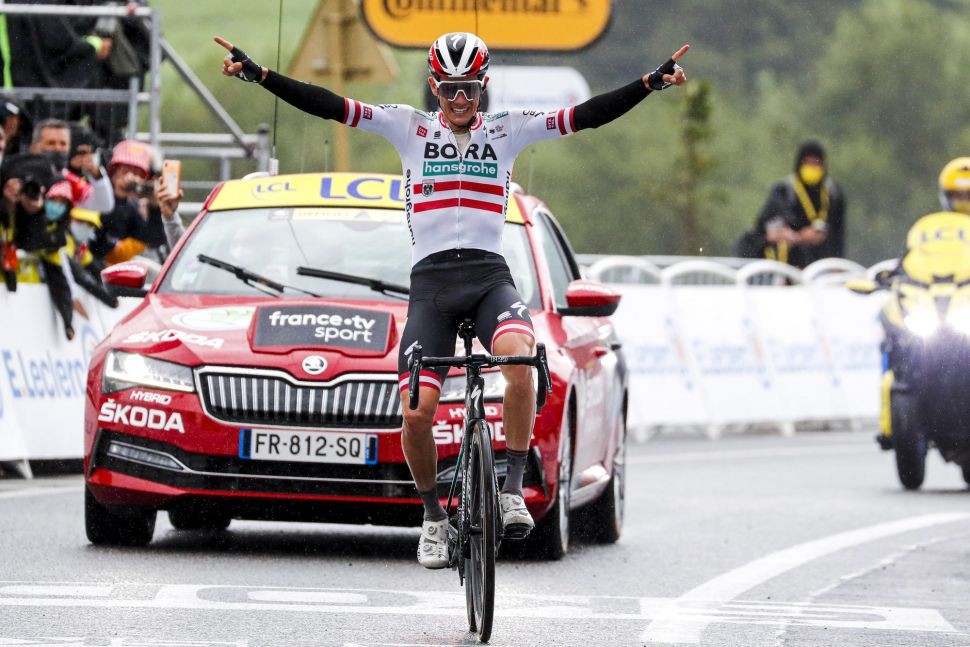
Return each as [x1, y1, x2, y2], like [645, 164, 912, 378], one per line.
[0, 2, 268, 187]
[585, 255, 893, 288]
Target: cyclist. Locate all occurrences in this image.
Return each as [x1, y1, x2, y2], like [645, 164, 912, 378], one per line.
[216, 33, 687, 569]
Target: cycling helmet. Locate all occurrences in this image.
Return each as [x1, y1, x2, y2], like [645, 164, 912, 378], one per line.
[939, 157, 970, 215]
[428, 32, 489, 80]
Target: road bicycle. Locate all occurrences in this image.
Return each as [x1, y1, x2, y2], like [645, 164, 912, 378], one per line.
[408, 319, 551, 642]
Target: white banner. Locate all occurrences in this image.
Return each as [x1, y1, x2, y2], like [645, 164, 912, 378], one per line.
[0, 284, 136, 461]
[610, 282, 886, 435]
[610, 285, 708, 431]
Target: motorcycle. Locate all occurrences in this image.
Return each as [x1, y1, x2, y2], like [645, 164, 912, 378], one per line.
[849, 211, 970, 490]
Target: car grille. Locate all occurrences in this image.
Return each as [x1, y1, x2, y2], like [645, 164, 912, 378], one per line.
[198, 369, 403, 429]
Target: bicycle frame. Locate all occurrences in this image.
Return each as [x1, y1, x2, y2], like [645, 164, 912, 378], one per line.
[407, 320, 551, 641]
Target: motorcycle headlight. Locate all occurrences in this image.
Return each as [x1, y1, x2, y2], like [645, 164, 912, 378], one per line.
[439, 370, 507, 403]
[103, 350, 195, 394]
[903, 310, 940, 338]
[949, 308, 970, 336]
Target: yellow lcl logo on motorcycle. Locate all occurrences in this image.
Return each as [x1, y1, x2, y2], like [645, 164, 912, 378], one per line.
[361, 0, 611, 50]
[903, 212, 970, 284]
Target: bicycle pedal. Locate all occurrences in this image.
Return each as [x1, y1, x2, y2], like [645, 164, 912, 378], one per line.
[503, 523, 532, 540]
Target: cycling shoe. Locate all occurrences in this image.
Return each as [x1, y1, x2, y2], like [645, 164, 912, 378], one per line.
[499, 491, 534, 539]
[417, 517, 452, 569]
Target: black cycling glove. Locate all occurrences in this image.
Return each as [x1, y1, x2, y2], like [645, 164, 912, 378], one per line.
[646, 57, 680, 91]
[228, 45, 263, 83]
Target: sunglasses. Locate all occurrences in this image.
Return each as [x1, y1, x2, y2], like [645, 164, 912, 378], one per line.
[433, 79, 484, 102]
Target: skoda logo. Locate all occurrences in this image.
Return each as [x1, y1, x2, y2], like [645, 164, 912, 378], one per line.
[302, 355, 328, 375]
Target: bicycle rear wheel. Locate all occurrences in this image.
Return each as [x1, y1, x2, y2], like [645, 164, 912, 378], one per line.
[464, 420, 496, 642]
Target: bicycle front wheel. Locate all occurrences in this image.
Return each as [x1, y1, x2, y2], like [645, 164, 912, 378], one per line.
[464, 420, 496, 642]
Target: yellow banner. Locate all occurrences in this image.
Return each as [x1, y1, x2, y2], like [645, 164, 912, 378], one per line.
[361, 0, 611, 50]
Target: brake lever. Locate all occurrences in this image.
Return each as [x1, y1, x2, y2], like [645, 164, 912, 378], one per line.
[407, 345, 423, 410]
[535, 343, 552, 412]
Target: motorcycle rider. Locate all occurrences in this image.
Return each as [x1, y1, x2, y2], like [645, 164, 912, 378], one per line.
[216, 32, 687, 568]
[939, 157, 970, 215]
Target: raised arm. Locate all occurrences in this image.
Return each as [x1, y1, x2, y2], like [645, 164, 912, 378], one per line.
[215, 36, 345, 121]
[574, 44, 689, 131]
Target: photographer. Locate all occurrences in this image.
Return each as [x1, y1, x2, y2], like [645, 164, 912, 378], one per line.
[30, 118, 115, 214]
[9, 163, 79, 339]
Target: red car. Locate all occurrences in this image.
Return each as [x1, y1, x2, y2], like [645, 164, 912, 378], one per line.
[84, 172, 628, 559]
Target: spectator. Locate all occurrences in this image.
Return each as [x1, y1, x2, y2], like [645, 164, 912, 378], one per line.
[138, 156, 185, 264]
[11, 171, 79, 339]
[30, 118, 115, 213]
[0, 102, 25, 156]
[91, 139, 153, 265]
[737, 141, 846, 268]
[4, 0, 111, 91]
[64, 206, 117, 308]
[0, 127, 15, 291]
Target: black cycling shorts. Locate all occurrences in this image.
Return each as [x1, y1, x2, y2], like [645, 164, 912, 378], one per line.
[397, 248, 535, 394]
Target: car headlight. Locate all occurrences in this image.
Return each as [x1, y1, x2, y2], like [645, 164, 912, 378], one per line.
[903, 310, 940, 338]
[439, 370, 507, 403]
[103, 350, 195, 394]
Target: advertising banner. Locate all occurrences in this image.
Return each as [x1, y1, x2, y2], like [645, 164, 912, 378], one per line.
[361, 0, 612, 50]
[670, 286, 790, 434]
[744, 287, 843, 423]
[812, 286, 884, 420]
[0, 285, 137, 461]
[609, 285, 708, 432]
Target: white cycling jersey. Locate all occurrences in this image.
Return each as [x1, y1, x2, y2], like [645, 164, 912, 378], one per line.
[341, 100, 578, 266]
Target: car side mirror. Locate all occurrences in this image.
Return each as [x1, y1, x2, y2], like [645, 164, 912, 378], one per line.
[101, 261, 150, 298]
[558, 279, 621, 317]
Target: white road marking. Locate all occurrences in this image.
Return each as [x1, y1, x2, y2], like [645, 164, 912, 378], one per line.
[0, 486, 79, 501]
[0, 582, 959, 638]
[627, 444, 871, 465]
[641, 512, 970, 644]
[247, 590, 368, 604]
[0, 641, 247, 646]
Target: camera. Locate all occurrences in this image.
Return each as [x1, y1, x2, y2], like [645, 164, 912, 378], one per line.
[21, 178, 42, 200]
[127, 181, 154, 198]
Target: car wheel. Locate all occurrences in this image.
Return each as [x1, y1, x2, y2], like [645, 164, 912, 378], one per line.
[168, 508, 232, 531]
[85, 487, 156, 546]
[583, 417, 626, 544]
[530, 407, 573, 560]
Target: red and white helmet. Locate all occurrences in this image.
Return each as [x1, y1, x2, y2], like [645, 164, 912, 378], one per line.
[428, 32, 489, 80]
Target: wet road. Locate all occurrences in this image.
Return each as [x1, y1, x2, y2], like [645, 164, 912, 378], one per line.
[1, 429, 969, 646]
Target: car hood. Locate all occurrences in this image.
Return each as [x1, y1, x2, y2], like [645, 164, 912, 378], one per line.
[109, 294, 407, 377]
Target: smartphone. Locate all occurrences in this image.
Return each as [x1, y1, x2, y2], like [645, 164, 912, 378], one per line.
[161, 159, 181, 197]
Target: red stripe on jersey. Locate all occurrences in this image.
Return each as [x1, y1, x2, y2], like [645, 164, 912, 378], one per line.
[343, 98, 351, 125]
[567, 107, 576, 133]
[431, 180, 504, 196]
[351, 100, 363, 127]
[414, 197, 504, 214]
[557, 109, 567, 135]
[471, 114, 483, 130]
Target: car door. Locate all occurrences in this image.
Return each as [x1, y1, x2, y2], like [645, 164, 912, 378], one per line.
[534, 209, 612, 478]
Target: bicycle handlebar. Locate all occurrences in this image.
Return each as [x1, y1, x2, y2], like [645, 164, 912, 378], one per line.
[407, 343, 553, 412]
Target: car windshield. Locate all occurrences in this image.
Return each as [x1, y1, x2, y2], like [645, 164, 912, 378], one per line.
[158, 206, 541, 307]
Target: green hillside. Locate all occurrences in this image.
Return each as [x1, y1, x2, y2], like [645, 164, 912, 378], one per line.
[151, 0, 970, 264]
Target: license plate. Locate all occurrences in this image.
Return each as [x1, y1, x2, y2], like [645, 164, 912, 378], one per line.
[240, 428, 377, 465]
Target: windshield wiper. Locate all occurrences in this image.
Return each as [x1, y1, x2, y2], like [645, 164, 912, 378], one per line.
[296, 266, 410, 300]
[197, 254, 319, 298]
